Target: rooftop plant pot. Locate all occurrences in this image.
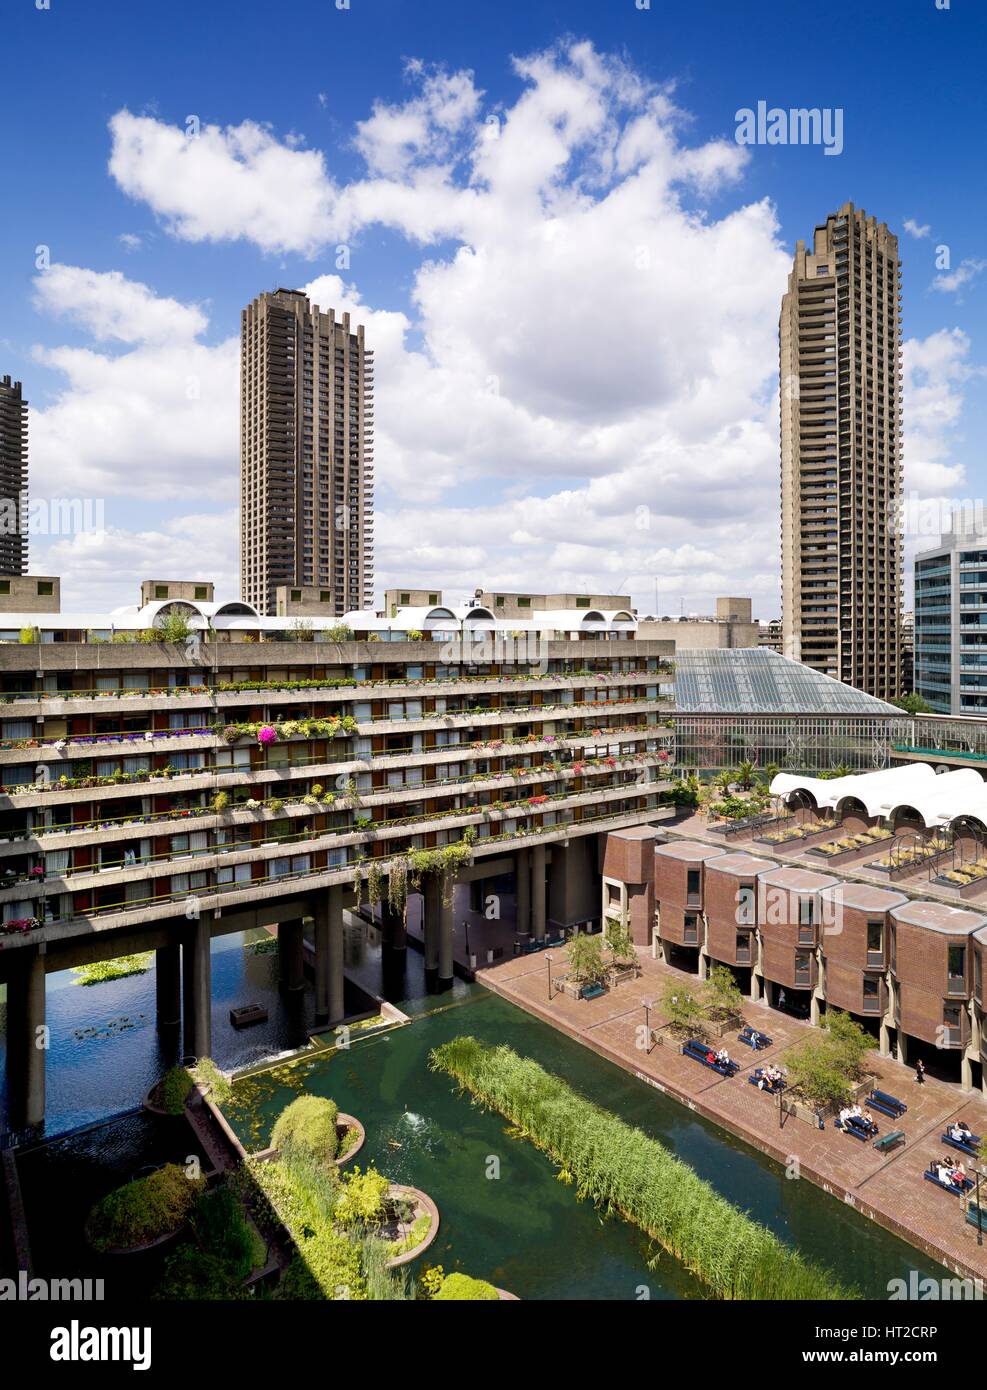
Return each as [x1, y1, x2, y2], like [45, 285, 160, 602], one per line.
[383, 1184, 440, 1268]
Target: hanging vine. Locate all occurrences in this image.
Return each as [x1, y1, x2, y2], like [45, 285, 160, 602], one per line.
[387, 858, 409, 922]
[367, 859, 384, 912]
[352, 859, 365, 910]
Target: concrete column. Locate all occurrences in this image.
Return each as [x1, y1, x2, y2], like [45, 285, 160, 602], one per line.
[961, 1053, 974, 1091]
[327, 884, 345, 1024]
[278, 919, 305, 993]
[515, 849, 530, 936]
[438, 892, 454, 991]
[182, 912, 212, 1060]
[697, 950, 709, 982]
[6, 949, 46, 1132]
[750, 970, 763, 1003]
[155, 944, 181, 1028]
[531, 844, 547, 942]
[810, 993, 822, 1027]
[423, 877, 441, 984]
[897, 1030, 908, 1066]
[879, 1020, 891, 1056]
[381, 900, 407, 952]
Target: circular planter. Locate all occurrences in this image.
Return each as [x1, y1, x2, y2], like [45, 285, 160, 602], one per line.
[90, 1223, 186, 1257]
[335, 1114, 365, 1166]
[384, 1184, 440, 1268]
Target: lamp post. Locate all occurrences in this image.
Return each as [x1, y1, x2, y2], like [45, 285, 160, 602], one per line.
[546, 953, 553, 1002]
[974, 1166, 984, 1248]
[642, 998, 655, 1054]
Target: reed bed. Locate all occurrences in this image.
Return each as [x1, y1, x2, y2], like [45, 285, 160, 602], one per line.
[430, 1036, 855, 1301]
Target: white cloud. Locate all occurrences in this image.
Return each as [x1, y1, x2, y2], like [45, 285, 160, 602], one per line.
[29, 39, 979, 623]
[30, 264, 237, 500]
[33, 510, 239, 612]
[118, 232, 143, 251]
[903, 218, 930, 239]
[931, 257, 987, 295]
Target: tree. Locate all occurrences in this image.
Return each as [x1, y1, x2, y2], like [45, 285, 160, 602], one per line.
[891, 692, 933, 715]
[713, 769, 734, 795]
[604, 913, 636, 965]
[822, 1009, 878, 1081]
[660, 978, 707, 1037]
[735, 760, 758, 790]
[704, 965, 745, 1024]
[565, 932, 606, 986]
[785, 1035, 853, 1111]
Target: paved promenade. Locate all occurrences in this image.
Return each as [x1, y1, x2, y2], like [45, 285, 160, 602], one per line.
[478, 948, 987, 1285]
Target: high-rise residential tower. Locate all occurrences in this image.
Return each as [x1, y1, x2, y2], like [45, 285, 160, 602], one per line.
[779, 203, 902, 699]
[240, 289, 374, 616]
[0, 375, 28, 576]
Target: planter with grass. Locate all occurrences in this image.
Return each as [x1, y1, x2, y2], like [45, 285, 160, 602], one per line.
[382, 1184, 439, 1267]
[263, 1095, 365, 1166]
[86, 1163, 205, 1255]
[143, 1065, 195, 1117]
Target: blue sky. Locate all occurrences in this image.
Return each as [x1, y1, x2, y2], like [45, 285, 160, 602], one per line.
[1, 0, 984, 615]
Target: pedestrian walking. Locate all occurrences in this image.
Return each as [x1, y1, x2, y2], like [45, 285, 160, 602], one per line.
[915, 1058, 926, 1085]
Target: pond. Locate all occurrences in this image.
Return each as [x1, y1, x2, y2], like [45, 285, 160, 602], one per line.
[222, 988, 947, 1301]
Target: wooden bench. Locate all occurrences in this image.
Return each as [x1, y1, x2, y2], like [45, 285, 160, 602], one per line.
[873, 1129, 905, 1153]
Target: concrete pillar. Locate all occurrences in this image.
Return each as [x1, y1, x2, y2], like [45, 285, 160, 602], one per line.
[325, 884, 345, 1024]
[810, 993, 822, 1027]
[381, 900, 407, 952]
[423, 877, 441, 984]
[515, 850, 530, 936]
[182, 912, 212, 1060]
[6, 949, 46, 1132]
[750, 971, 763, 1003]
[697, 950, 709, 982]
[155, 944, 181, 1027]
[897, 1030, 908, 1066]
[879, 1020, 891, 1056]
[278, 919, 305, 993]
[438, 892, 454, 991]
[531, 844, 547, 941]
[961, 1053, 974, 1091]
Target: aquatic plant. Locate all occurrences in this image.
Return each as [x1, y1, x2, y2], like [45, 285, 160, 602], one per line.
[86, 1163, 204, 1253]
[430, 1036, 854, 1301]
[71, 952, 153, 986]
[272, 1095, 340, 1162]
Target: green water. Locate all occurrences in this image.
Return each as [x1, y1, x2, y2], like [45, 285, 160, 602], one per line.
[223, 988, 947, 1300]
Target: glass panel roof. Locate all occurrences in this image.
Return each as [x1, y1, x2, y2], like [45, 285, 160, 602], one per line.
[673, 648, 900, 715]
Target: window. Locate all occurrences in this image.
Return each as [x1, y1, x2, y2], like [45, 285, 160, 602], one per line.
[686, 867, 701, 905]
[517, 597, 531, 608]
[736, 884, 755, 926]
[0, 581, 9, 595]
[399, 592, 410, 604]
[193, 586, 207, 600]
[495, 596, 504, 607]
[795, 952, 812, 984]
[866, 919, 883, 962]
[862, 976, 881, 1013]
[320, 591, 331, 603]
[37, 581, 53, 596]
[947, 945, 966, 993]
[683, 913, 699, 944]
[575, 596, 591, 607]
[291, 589, 302, 601]
[943, 1005, 962, 1045]
[736, 933, 751, 962]
[428, 593, 439, 605]
[154, 585, 168, 599]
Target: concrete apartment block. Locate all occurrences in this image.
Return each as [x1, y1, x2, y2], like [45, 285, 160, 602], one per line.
[0, 376, 28, 577]
[240, 290, 374, 617]
[779, 204, 903, 699]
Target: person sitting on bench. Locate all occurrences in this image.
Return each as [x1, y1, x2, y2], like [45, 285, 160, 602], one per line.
[862, 1109, 877, 1131]
[838, 1107, 852, 1127]
[950, 1121, 975, 1143]
[935, 1161, 954, 1184]
[716, 1048, 731, 1067]
[950, 1162, 966, 1185]
[705, 1049, 717, 1065]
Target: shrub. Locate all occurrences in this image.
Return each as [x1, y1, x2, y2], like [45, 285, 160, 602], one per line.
[430, 1037, 853, 1301]
[86, 1164, 204, 1253]
[157, 1065, 194, 1115]
[272, 1096, 340, 1163]
[195, 1056, 232, 1106]
[433, 1272, 499, 1301]
[189, 1185, 262, 1282]
[154, 1245, 250, 1301]
[334, 1167, 390, 1229]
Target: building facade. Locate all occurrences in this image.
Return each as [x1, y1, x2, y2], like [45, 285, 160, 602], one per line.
[638, 597, 759, 650]
[240, 290, 374, 617]
[779, 203, 903, 699]
[0, 584, 674, 1132]
[914, 517, 987, 716]
[0, 376, 28, 577]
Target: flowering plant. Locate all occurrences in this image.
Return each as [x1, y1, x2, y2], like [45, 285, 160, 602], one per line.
[257, 725, 277, 746]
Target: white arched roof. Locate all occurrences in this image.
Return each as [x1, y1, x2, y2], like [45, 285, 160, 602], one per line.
[770, 764, 987, 829]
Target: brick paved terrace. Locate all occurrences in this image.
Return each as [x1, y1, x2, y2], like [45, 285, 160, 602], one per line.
[478, 947, 987, 1284]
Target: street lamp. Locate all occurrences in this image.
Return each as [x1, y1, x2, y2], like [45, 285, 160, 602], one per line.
[641, 997, 655, 1053]
[546, 953, 553, 1002]
[973, 1165, 984, 1248]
